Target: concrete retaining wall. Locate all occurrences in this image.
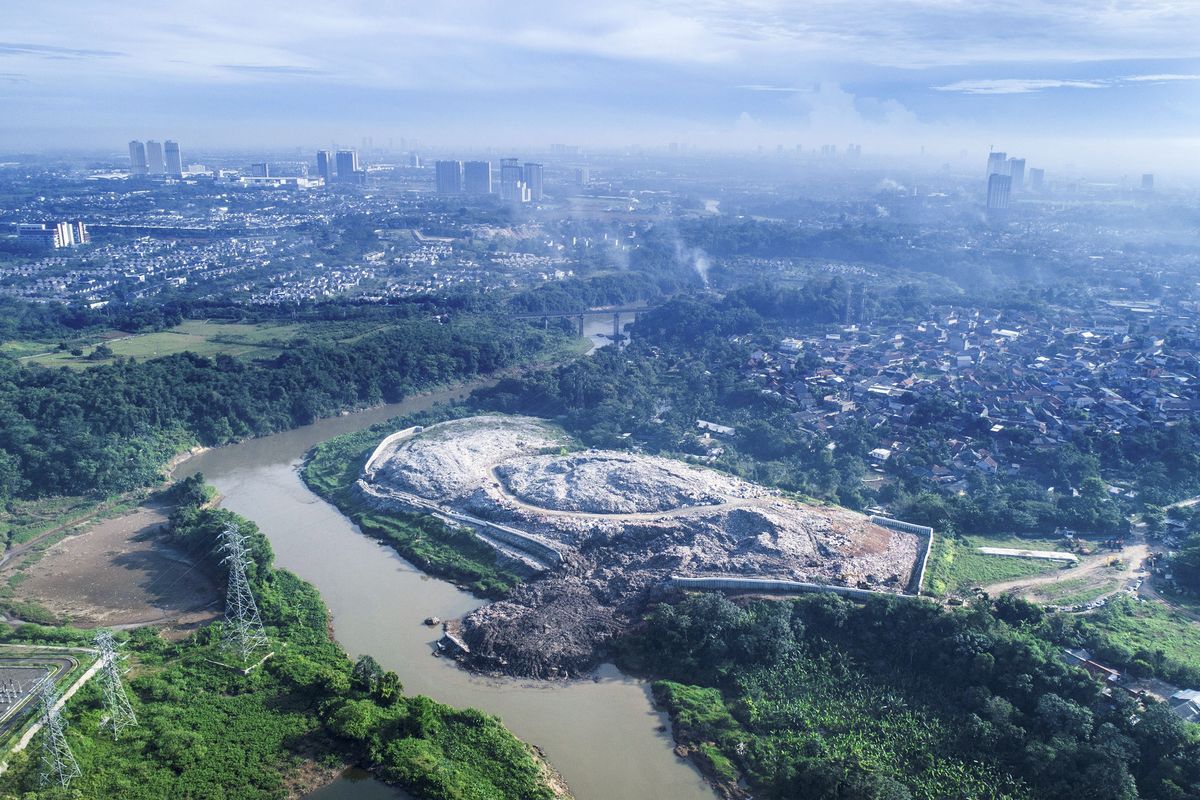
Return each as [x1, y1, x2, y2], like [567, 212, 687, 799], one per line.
[870, 515, 935, 595]
[665, 575, 916, 601]
[363, 426, 423, 476]
[870, 515, 933, 537]
[355, 480, 564, 567]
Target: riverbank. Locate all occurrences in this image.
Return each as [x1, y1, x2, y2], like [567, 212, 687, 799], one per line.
[178, 392, 715, 800]
[0, 486, 573, 800]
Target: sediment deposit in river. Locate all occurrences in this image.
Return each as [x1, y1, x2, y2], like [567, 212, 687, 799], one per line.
[358, 415, 924, 677]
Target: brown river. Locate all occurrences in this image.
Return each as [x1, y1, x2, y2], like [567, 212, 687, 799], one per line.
[176, 380, 713, 800]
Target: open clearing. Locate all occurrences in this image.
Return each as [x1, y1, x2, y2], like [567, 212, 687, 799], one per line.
[4, 501, 218, 627]
[13, 320, 304, 368]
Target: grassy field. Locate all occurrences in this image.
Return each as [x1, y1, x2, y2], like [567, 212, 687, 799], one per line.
[13, 319, 305, 368]
[1088, 594, 1200, 682]
[0, 488, 148, 548]
[923, 534, 1065, 596]
[9, 317, 580, 371]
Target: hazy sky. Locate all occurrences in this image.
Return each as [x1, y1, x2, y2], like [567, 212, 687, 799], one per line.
[4, 1, 1199, 170]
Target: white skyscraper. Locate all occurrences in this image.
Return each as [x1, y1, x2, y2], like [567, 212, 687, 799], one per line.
[146, 140, 165, 175]
[164, 140, 183, 177]
[128, 140, 148, 176]
[463, 161, 492, 194]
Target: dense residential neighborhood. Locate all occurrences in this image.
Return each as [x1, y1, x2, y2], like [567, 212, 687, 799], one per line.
[749, 298, 1199, 504]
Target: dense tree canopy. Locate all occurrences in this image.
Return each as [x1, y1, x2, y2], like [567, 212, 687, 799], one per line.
[621, 593, 1200, 800]
[0, 314, 553, 500]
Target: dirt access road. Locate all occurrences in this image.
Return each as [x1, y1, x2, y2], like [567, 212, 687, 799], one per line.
[3, 500, 219, 628]
[980, 541, 1150, 604]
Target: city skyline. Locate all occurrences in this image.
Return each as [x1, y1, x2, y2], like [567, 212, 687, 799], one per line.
[2, 1, 1199, 173]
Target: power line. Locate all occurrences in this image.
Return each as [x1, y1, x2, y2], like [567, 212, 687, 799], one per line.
[36, 675, 80, 788]
[94, 630, 137, 739]
[219, 524, 268, 662]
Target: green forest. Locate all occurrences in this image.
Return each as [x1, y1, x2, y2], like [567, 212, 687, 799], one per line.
[619, 592, 1200, 800]
[0, 308, 563, 503]
[0, 476, 560, 800]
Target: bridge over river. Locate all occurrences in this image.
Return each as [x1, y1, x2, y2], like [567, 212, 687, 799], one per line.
[515, 305, 661, 338]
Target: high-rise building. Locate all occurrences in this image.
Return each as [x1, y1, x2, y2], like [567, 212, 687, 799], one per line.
[574, 166, 590, 187]
[986, 173, 1012, 214]
[499, 158, 527, 202]
[146, 140, 165, 175]
[986, 151, 1007, 176]
[435, 160, 463, 194]
[17, 224, 56, 248]
[522, 162, 543, 201]
[250, 162, 270, 178]
[164, 141, 183, 177]
[1029, 168, 1045, 191]
[335, 149, 361, 183]
[17, 221, 88, 249]
[128, 140, 148, 176]
[409, 153, 421, 168]
[54, 221, 75, 247]
[1141, 173, 1154, 191]
[463, 161, 492, 195]
[316, 150, 334, 185]
[1007, 158, 1025, 189]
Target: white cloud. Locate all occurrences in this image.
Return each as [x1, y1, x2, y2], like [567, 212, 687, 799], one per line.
[934, 73, 1200, 94]
[934, 78, 1109, 94]
[1123, 73, 1200, 82]
[737, 84, 800, 92]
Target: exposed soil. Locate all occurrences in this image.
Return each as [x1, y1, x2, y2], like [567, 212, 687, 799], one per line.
[361, 416, 924, 678]
[5, 500, 219, 627]
[982, 541, 1150, 605]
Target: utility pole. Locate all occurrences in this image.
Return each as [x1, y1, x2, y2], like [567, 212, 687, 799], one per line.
[219, 524, 268, 662]
[94, 630, 137, 738]
[36, 676, 81, 788]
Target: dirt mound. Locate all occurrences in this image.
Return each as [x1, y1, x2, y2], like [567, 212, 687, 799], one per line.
[496, 452, 742, 514]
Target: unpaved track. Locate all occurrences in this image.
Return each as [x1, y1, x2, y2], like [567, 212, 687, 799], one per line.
[981, 542, 1149, 602]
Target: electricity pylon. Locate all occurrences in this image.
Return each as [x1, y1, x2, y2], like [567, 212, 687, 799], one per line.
[94, 629, 137, 738]
[219, 524, 268, 662]
[36, 676, 80, 788]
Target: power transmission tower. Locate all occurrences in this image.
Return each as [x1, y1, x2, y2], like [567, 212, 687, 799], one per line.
[219, 524, 268, 662]
[36, 675, 81, 788]
[94, 629, 137, 738]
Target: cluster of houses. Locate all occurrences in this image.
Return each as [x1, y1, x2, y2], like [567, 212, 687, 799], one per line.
[1064, 647, 1200, 723]
[744, 300, 1200, 494]
[1, 235, 297, 306]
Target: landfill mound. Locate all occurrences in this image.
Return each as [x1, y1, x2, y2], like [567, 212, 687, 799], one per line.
[359, 415, 924, 678]
[496, 452, 751, 514]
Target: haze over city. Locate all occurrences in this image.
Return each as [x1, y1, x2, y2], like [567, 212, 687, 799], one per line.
[4, 1, 1200, 173]
[0, 4, 1199, 800]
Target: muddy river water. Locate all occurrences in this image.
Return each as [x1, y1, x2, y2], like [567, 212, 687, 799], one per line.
[176, 381, 714, 800]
